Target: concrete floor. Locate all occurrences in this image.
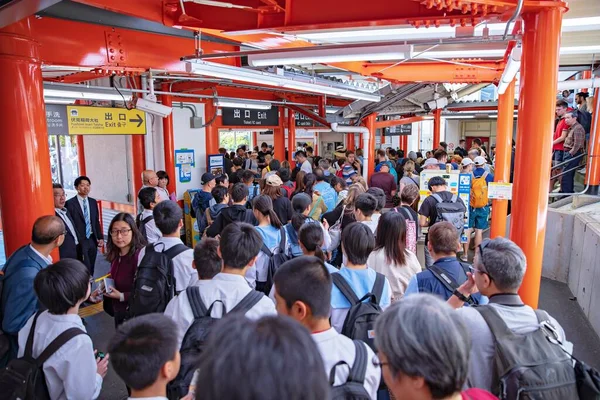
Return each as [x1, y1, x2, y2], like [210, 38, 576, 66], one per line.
[86, 250, 600, 399]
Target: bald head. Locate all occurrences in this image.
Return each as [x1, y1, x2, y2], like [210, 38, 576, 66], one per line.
[32, 216, 65, 245]
[142, 170, 158, 187]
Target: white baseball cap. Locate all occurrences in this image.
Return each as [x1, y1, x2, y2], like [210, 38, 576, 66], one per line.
[461, 158, 474, 167]
[474, 156, 487, 166]
[423, 158, 439, 167]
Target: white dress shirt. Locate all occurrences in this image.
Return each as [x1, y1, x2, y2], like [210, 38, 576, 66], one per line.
[55, 208, 79, 245]
[312, 328, 380, 400]
[137, 237, 196, 292]
[140, 209, 163, 244]
[29, 244, 53, 265]
[164, 273, 277, 349]
[76, 195, 89, 216]
[18, 311, 102, 400]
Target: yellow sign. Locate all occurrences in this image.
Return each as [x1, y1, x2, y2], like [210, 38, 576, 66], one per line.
[66, 106, 146, 135]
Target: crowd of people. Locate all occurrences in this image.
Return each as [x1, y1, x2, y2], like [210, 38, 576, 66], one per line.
[0, 135, 594, 400]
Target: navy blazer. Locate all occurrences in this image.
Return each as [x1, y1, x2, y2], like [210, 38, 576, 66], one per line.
[65, 196, 102, 245]
[55, 210, 79, 260]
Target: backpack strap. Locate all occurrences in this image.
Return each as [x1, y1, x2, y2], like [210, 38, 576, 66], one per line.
[278, 227, 287, 253]
[164, 244, 189, 259]
[429, 265, 461, 294]
[142, 215, 153, 224]
[331, 273, 360, 304]
[372, 273, 385, 305]
[474, 306, 515, 339]
[229, 290, 264, 314]
[261, 244, 273, 257]
[24, 311, 44, 359]
[36, 328, 86, 366]
[397, 207, 413, 221]
[431, 193, 443, 203]
[348, 340, 368, 384]
[186, 286, 208, 319]
[450, 194, 458, 203]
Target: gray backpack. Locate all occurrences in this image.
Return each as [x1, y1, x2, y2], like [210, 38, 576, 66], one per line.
[475, 306, 578, 399]
[431, 193, 466, 236]
[330, 341, 371, 400]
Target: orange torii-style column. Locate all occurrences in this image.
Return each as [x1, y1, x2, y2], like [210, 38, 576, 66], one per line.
[132, 134, 146, 211]
[205, 100, 219, 157]
[490, 79, 516, 238]
[581, 70, 592, 93]
[288, 110, 296, 161]
[0, 23, 55, 256]
[433, 109, 442, 150]
[161, 84, 177, 195]
[274, 107, 286, 161]
[347, 132, 355, 151]
[365, 114, 377, 179]
[510, 6, 564, 308]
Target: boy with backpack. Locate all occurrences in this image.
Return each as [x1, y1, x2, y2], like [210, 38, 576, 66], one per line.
[130, 201, 195, 318]
[108, 314, 180, 400]
[331, 222, 392, 347]
[198, 186, 229, 236]
[242, 169, 260, 207]
[418, 176, 466, 268]
[274, 256, 381, 400]
[164, 222, 276, 398]
[206, 183, 256, 238]
[1, 259, 108, 399]
[137, 186, 162, 244]
[464, 156, 494, 260]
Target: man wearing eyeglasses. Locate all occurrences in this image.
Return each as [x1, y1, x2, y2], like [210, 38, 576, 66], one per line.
[53, 183, 81, 261]
[0, 215, 66, 367]
[456, 237, 573, 395]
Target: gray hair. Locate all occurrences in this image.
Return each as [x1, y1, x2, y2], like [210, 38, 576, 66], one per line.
[475, 237, 527, 292]
[468, 148, 480, 157]
[318, 159, 330, 169]
[374, 294, 470, 398]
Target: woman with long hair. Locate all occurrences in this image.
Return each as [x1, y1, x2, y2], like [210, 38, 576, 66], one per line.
[261, 174, 293, 224]
[286, 193, 331, 257]
[95, 212, 147, 325]
[291, 170, 306, 198]
[400, 160, 420, 188]
[368, 212, 421, 302]
[252, 195, 288, 293]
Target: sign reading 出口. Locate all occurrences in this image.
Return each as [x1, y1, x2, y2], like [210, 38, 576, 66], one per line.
[66, 106, 146, 135]
[221, 106, 279, 126]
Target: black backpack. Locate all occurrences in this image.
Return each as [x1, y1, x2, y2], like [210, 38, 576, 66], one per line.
[0, 311, 85, 400]
[259, 227, 291, 295]
[331, 273, 385, 352]
[431, 193, 466, 237]
[475, 306, 579, 400]
[136, 214, 154, 242]
[330, 340, 371, 400]
[167, 287, 264, 400]
[128, 243, 189, 317]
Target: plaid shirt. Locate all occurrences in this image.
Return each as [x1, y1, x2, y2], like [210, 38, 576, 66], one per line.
[564, 122, 585, 155]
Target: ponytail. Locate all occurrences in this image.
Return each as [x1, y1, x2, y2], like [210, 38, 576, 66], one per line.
[253, 195, 282, 229]
[298, 223, 325, 260]
[291, 212, 306, 231]
[313, 246, 325, 261]
[268, 209, 283, 229]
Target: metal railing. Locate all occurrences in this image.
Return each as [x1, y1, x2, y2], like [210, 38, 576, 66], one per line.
[550, 152, 587, 180]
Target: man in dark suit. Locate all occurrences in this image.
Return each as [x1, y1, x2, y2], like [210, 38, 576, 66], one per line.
[0, 215, 65, 366]
[65, 176, 103, 276]
[53, 183, 81, 260]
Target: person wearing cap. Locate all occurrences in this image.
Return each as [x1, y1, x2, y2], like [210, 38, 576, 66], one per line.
[192, 172, 216, 220]
[262, 174, 293, 224]
[418, 176, 466, 267]
[460, 157, 474, 174]
[422, 157, 440, 170]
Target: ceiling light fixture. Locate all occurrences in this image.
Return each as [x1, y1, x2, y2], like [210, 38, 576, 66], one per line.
[215, 98, 272, 110]
[185, 60, 381, 102]
[43, 85, 130, 102]
[497, 47, 522, 95]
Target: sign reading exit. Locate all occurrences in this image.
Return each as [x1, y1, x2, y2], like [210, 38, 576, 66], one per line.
[66, 106, 146, 135]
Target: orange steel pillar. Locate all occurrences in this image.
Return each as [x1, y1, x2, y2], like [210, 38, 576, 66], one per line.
[76, 135, 87, 176]
[400, 135, 408, 154]
[490, 79, 516, 238]
[288, 110, 296, 161]
[205, 100, 219, 159]
[161, 84, 176, 195]
[433, 109, 442, 150]
[252, 132, 258, 148]
[132, 135, 146, 208]
[347, 132, 355, 151]
[510, 7, 564, 308]
[274, 107, 285, 161]
[365, 114, 377, 179]
[586, 92, 600, 195]
[581, 70, 592, 93]
[0, 24, 55, 256]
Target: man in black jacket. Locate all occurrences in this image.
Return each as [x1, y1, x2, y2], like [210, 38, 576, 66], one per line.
[206, 183, 257, 237]
[53, 183, 81, 261]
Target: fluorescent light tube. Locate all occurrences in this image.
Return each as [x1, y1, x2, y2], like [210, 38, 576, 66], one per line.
[185, 60, 381, 102]
[247, 45, 411, 66]
[43, 88, 130, 102]
[498, 47, 521, 95]
[215, 99, 272, 110]
[44, 97, 75, 104]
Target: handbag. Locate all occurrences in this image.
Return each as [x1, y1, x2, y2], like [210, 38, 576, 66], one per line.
[327, 205, 345, 252]
[308, 196, 323, 219]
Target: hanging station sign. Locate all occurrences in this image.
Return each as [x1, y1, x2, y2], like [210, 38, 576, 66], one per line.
[45, 104, 69, 135]
[221, 106, 279, 126]
[384, 124, 412, 136]
[295, 112, 325, 127]
[66, 106, 146, 135]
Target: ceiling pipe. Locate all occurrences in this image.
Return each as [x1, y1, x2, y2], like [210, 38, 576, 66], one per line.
[331, 123, 370, 180]
[557, 77, 599, 91]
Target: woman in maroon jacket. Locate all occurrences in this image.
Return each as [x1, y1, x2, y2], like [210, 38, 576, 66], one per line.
[102, 212, 147, 326]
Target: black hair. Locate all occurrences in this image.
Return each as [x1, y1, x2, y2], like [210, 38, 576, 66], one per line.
[556, 99, 569, 109]
[231, 182, 249, 203]
[389, 149, 397, 157]
[427, 176, 447, 191]
[194, 238, 222, 279]
[303, 173, 317, 197]
[274, 256, 331, 318]
[330, 176, 347, 190]
[295, 150, 307, 159]
[242, 170, 255, 184]
[74, 175, 91, 187]
[313, 167, 325, 182]
[31, 215, 65, 245]
[106, 213, 147, 262]
[153, 200, 182, 235]
[252, 195, 282, 229]
[269, 159, 281, 171]
[156, 170, 169, 182]
[291, 193, 312, 231]
[233, 157, 244, 167]
[576, 91, 589, 99]
[355, 193, 377, 218]
[138, 187, 158, 210]
[473, 138, 482, 146]
[219, 222, 263, 269]
[194, 314, 329, 400]
[342, 222, 375, 265]
[215, 174, 229, 186]
[305, 146, 313, 153]
[366, 187, 385, 211]
[261, 142, 268, 149]
[434, 149, 448, 161]
[211, 186, 229, 204]
[218, 147, 227, 154]
[52, 183, 63, 189]
[34, 259, 90, 314]
[278, 167, 291, 182]
[375, 212, 408, 266]
[416, 151, 423, 158]
[298, 223, 326, 261]
[108, 314, 179, 391]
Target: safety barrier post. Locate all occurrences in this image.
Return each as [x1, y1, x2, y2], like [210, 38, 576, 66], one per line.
[288, 110, 296, 162]
[510, 7, 564, 308]
[490, 79, 515, 238]
[161, 84, 176, 195]
[433, 109, 441, 150]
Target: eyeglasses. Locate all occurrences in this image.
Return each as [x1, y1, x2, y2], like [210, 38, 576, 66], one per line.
[372, 355, 389, 368]
[475, 238, 493, 280]
[110, 228, 132, 237]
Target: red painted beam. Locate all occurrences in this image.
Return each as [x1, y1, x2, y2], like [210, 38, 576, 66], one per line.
[374, 115, 426, 129]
